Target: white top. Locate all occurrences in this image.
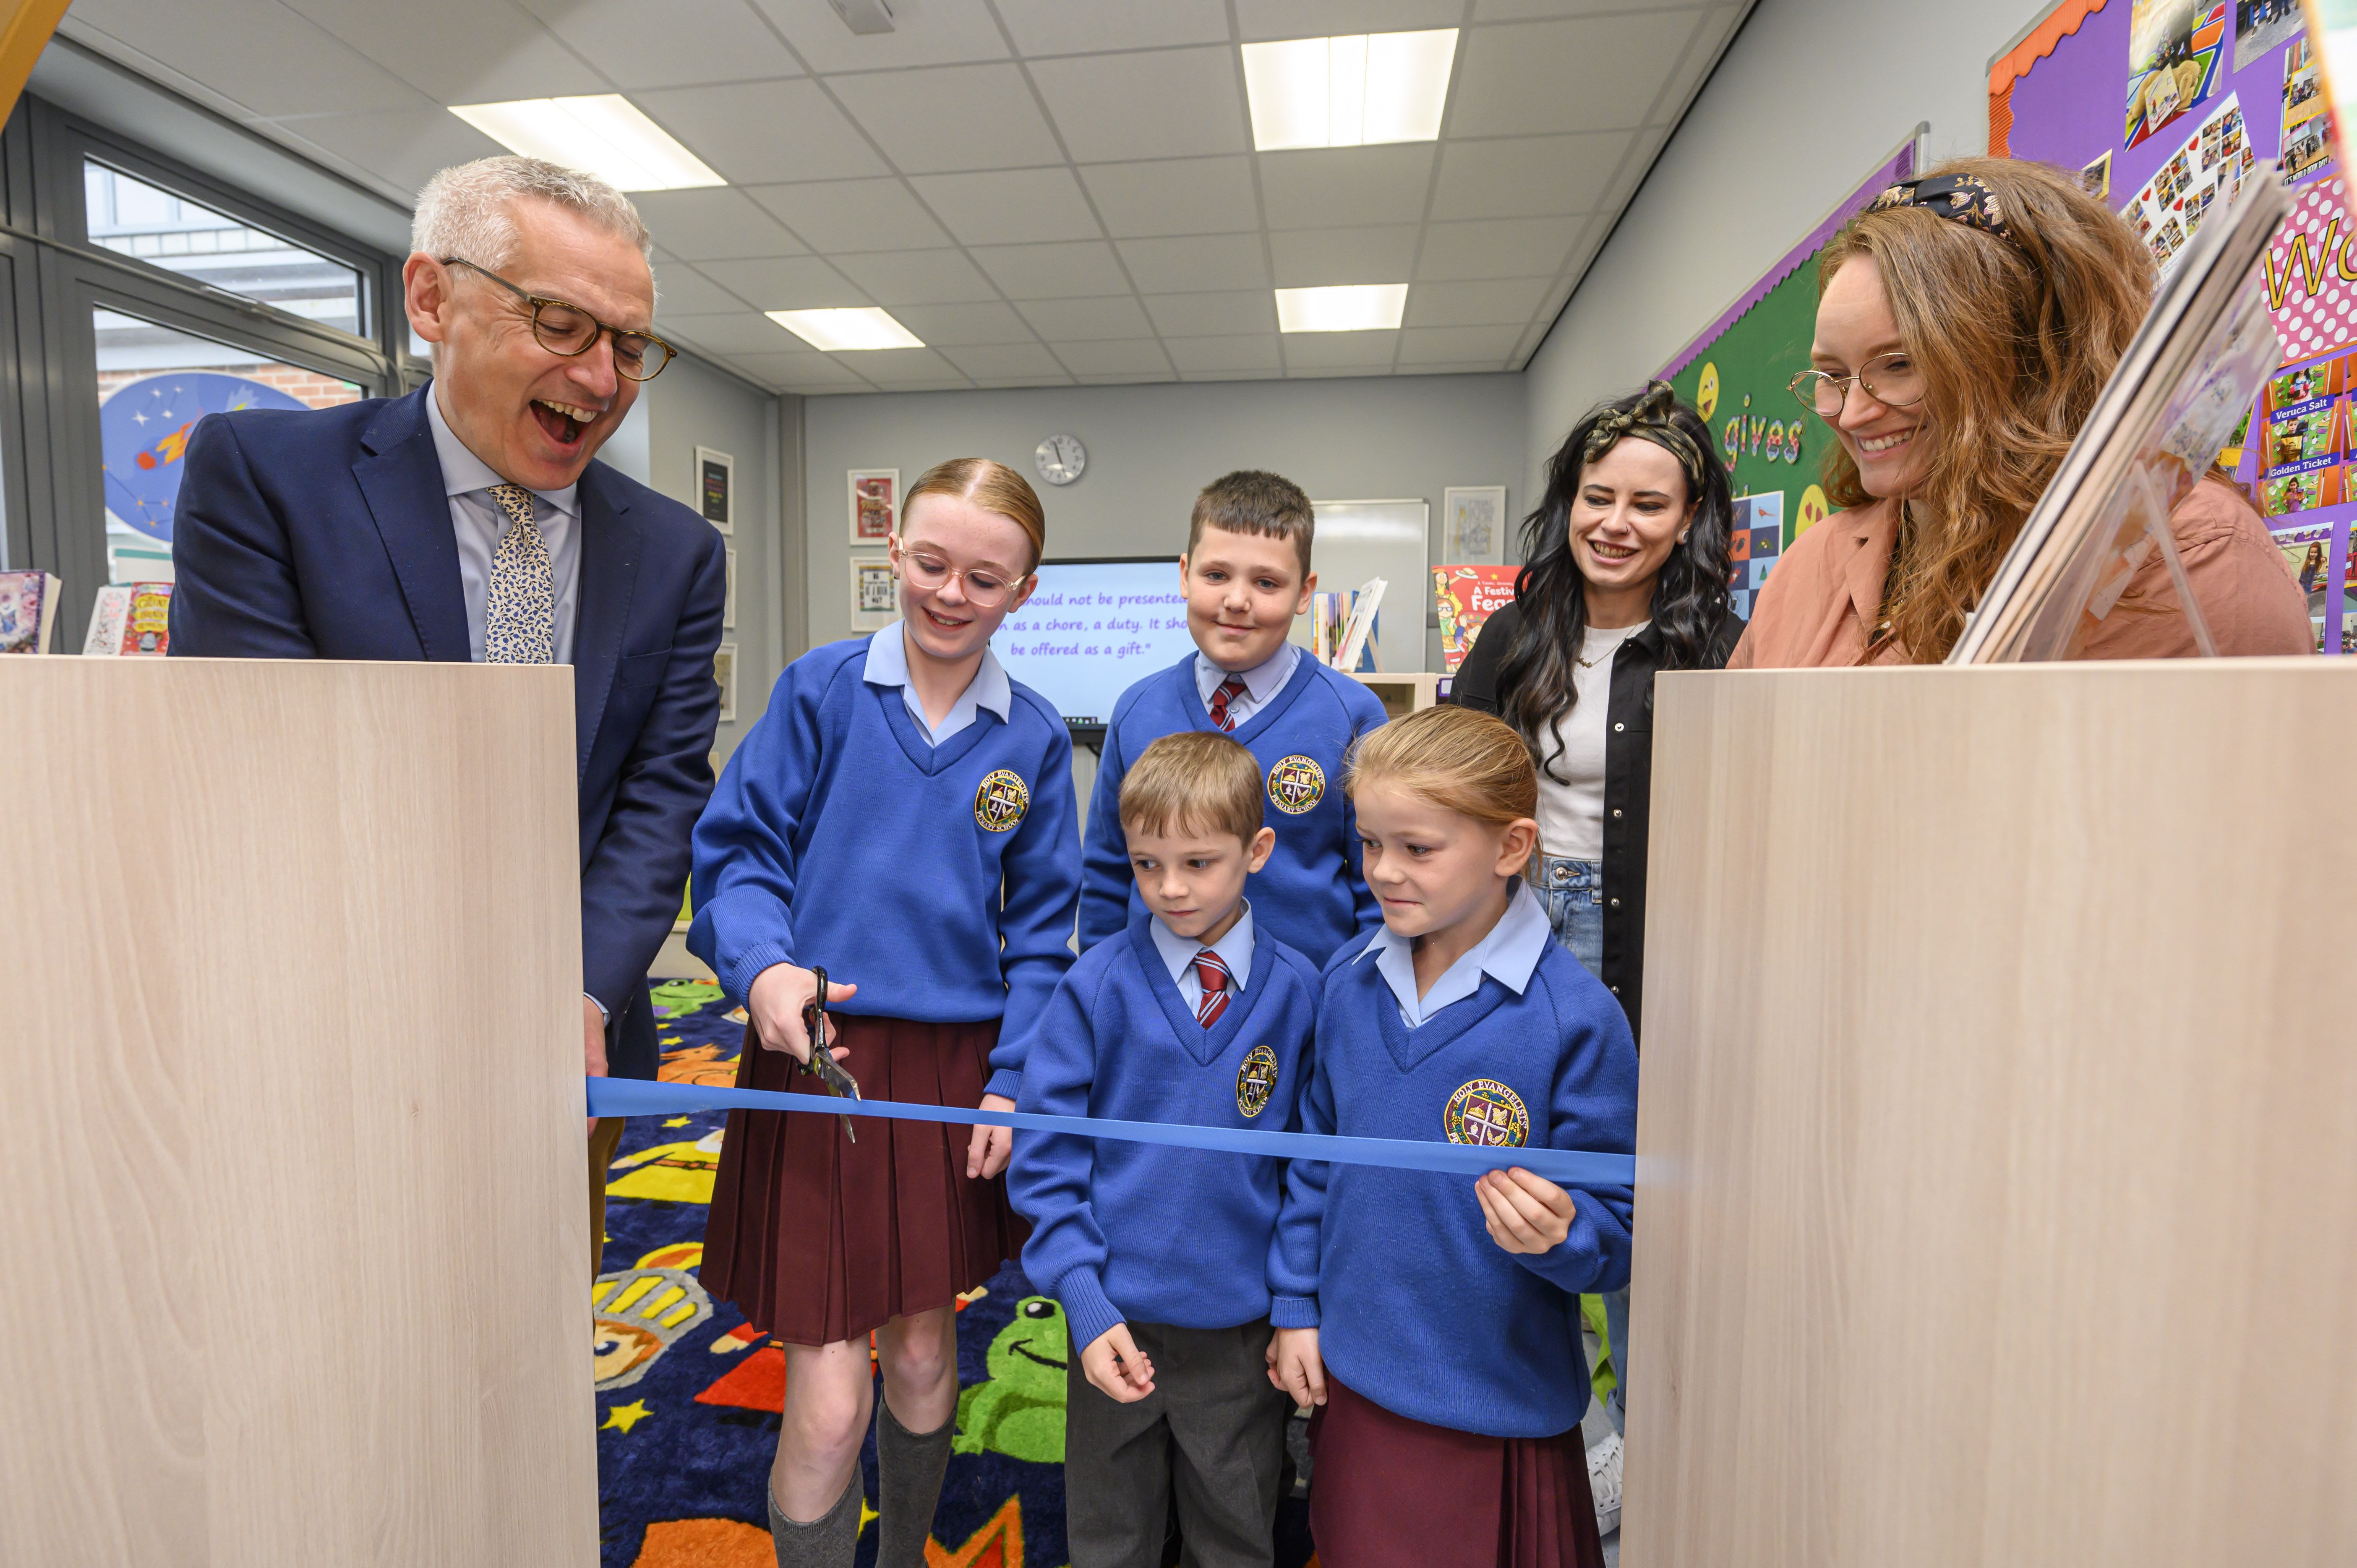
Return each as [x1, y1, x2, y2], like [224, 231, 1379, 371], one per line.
[1534, 621, 1647, 863]
[862, 619, 1012, 744]
[1194, 642, 1299, 729]
[1355, 879, 1551, 1028]
[1147, 900, 1256, 1013]
[427, 386, 582, 665]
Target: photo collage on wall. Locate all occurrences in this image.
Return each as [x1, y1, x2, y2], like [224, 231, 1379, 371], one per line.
[1726, 493, 1785, 620]
[2125, 0, 2227, 150]
[2282, 32, 2336, 184]
[2258, 354, 2357, 649]
[2122, 91, 2254, 269]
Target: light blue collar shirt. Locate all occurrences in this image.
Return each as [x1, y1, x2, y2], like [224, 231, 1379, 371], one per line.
[862, 619, 1012, 744]
[426, 385, 582, 665]
[1148, 900, 1256, 1014]
[1357, 879, 1552, 1028]
[1195, 641, 1298, 729]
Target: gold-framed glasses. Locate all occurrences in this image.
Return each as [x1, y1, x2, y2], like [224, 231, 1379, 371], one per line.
[899, 548, 1019, 608]
[1788, 351, 1924, 419]
[440, 256, 676, 381]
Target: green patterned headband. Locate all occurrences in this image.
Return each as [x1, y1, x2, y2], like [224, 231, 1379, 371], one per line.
[1582, 382, 1709, 496]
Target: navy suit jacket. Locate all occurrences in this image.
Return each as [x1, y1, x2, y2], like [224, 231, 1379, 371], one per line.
[168, 382, 726, 1080]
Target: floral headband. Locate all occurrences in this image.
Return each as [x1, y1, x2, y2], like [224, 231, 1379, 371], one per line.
[1582, 381, 1710, 496]
[1866, 172, 2014, 243]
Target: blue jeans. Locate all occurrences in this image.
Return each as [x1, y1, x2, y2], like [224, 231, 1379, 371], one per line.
[1537, 854, 1629, 1434]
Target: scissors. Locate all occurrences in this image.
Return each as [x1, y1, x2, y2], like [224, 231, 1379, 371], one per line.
[800, 965, 862, 1142]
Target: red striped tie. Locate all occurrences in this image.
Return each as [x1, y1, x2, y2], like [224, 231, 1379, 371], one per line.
[1192, 948, 1232, 1027]
[1207, 675, 1248, 731]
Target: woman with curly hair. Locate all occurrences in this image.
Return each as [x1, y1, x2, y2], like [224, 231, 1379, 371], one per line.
[1736, 156, 2309, 667]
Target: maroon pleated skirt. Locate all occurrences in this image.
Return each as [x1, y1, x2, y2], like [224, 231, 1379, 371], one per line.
[700, 1015, 1026, 1347]
[1308, 1372, 1604, 1568]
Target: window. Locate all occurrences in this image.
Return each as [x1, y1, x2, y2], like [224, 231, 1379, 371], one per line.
[84, 161, 365, 338]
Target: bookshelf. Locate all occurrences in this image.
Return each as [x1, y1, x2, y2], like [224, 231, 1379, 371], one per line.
[1350, 670, 1442, 717]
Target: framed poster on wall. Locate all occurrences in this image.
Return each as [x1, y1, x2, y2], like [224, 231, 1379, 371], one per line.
[1441, 487, 1509, 564]
[695, 447, 734, 535]
[850, 556, 898, 630]
[850, 469, 898, 547]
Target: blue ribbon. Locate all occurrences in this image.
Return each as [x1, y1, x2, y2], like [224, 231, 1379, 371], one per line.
[588, 1077, 1637, 1187]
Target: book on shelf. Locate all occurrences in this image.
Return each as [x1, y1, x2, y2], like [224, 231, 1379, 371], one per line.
[0, 570, 62, 654]
[1331, 576, 1385, 672]
[1433, 564, 1519, 675]
[84, 582, 175, 656]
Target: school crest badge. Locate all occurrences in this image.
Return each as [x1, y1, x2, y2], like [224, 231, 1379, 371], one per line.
[1235, 1043, 1279, 1118]
[1266, 754, 1325, 815]
[974, 769, 1029, 832]
[1444, 1078, 1530, 1148]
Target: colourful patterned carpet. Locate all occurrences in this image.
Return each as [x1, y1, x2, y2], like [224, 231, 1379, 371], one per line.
[597, 981, 1318, 1568]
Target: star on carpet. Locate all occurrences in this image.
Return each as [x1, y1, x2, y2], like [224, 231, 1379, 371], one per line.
[602, 1400, 651, 1434]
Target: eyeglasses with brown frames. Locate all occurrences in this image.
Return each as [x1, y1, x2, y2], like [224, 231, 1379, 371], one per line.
[439, 256, 677, 382]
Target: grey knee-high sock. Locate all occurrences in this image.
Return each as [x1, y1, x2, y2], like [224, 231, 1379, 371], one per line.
[874, 1402, 955, 1568]
[768, 1469, 862, 1568]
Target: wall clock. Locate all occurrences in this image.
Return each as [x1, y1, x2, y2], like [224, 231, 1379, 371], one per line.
[1035, 433, 1086, 486]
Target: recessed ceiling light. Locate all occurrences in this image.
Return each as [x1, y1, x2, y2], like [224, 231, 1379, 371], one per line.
[1275, 284, 1408, 333]
[1242, 30, 1457, 151]
[766, 308, 926, 351]
[449, 97, 723, 191]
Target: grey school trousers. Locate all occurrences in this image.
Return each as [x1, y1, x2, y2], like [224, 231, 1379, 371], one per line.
[1063, 1318, 1292, 1568]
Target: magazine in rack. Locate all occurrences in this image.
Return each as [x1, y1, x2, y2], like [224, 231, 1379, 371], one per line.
[1948, 161, 2292, 663]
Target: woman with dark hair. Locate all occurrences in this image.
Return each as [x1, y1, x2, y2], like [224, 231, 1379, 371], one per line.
[1451, 381, 1740, 1533]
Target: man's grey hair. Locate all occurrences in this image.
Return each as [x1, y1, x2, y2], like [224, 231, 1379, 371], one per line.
[410, 156, 654, 271]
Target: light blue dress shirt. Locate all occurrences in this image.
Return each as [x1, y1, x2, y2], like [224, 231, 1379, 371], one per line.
[1147, 900, 1256, 1014]
[862, 618, 1013, 744]
[1194, 642, 1299, 729]
[425, 387, 582, 665]
[1356, 879, 1552, 1028]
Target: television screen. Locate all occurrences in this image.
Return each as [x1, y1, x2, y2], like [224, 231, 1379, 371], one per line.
[992, 555, 1191, 729]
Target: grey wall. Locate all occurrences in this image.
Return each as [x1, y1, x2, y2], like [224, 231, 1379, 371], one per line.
[1519, 0, 2049, 502]
[637, 353, 786, 764]
[801, 372, 1529, 667]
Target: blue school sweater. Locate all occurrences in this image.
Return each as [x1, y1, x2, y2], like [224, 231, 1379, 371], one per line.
[1080, 652, 1386, 967]
[1269, 934, 1637, 1439]
[689, 634, 1081, 1098]
[1009, 911, 1321, 1357]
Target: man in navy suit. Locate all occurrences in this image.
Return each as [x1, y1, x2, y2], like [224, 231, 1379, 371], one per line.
[170, 157, 726, 1273]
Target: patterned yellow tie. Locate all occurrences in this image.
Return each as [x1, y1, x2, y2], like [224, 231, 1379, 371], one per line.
[484, 482, 555, 665]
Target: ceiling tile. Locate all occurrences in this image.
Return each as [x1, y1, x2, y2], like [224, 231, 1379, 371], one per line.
[726, 350, 874, 390]
[1029, 47, 1247, 163]
[271, 107, 504, 200]
[1397, 361, 1512, 377]
[938, 342, 1070, 379]
[1165, 334, 1282, 373]
[747, 179, 953, 252]
[1473, 0, 1681, 16]
[1079, 157, 1259, 238]
[853, 347, 969, 384]
[1599, 126, 1669, 214]
[885, 301, 1038, 344]
[1414, 216, 1586, 281]
[968, 240, 1132, 298]
[1270, 225, 1418, 287]
[996, 0, 1231, 55]
[907, 169, 1104, 246]
[656, 309, 809, 355]
[1281, 330, 1398, 369]
[513, 0, 806, 90]
[1650, 6, 1746, 126]
[1233, 0, 1464, 38]
[276, 0, 607, 102]
[1116, 234, 1268, 293]
[1429, 134, 1624, 221]
[655, 264, 760, 315]
[747, 0, 1010, 72]
[828, 63, 1065, 174]
[1052, 339, 1175, 376]
[1396, 324, 1522, 364]
[1450, 13, 1693, 137]
[696, 255, 872, 308]
[1078, 370, 1177, 384]
[1259, 145, 1435, 231]
[1143, 290, 1279, 336]
[1401, 277, 1553, 327]
[633, 79, 887, 184]
[72, 0, 425, 119]
[828, 248, 1000, 305]
[1180, 365, 1282, 381]
[632, 188, 807, 261]
[1017, 295, 1153, 342]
